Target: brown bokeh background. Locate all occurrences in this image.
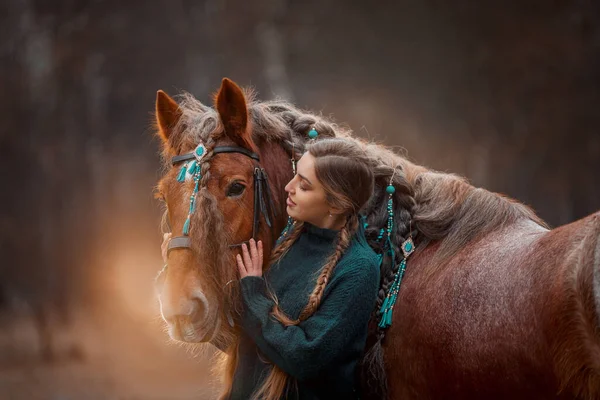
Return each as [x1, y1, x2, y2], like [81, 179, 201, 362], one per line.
[1, 1, 599, 399]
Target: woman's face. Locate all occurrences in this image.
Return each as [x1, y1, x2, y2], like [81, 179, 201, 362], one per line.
[284, 153, 332, 226]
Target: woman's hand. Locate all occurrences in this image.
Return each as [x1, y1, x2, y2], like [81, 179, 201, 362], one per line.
[161, 233, 172, 263]
[236, 238, 264, 278]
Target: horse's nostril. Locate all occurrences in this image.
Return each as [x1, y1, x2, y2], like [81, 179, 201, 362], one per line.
[160, 293, 208, 328]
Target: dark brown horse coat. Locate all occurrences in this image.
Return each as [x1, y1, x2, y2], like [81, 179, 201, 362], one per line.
[385, 214, 600, 399]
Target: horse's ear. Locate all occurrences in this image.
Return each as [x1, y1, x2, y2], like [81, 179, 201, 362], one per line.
[155, 90, 182, 145]
[215, 78, 255, 150]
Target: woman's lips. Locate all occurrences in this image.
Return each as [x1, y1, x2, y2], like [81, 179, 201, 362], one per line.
[286, 197, 296, 207]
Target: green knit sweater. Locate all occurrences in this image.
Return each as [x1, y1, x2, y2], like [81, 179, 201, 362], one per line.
[229, 216, 380, 400]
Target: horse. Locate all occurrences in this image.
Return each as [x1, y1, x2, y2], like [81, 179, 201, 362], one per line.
[153, 78, 600, 400]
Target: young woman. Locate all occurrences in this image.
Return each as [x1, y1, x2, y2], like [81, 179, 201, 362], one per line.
[233, 137, 380, 400]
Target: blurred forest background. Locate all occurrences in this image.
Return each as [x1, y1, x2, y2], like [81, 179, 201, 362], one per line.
[1, 0, 599, 399]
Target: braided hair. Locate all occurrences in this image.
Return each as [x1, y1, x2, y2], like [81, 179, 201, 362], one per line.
[354, 142, 422, 399]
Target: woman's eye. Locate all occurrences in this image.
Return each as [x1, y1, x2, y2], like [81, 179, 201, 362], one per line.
[227, 182, 246, 197]
[299, 185, 307, 191]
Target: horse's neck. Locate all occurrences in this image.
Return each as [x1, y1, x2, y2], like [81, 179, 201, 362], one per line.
[411, 218, 548, 281]
[258, 139, 295, 234]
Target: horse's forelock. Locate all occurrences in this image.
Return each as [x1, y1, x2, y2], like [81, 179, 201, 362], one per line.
[176, 182, 242, 357]
[158, 93, 222, 168]
[190, 189, 229, 286]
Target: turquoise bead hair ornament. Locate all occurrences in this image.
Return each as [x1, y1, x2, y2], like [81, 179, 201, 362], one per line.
[290, 127, 318, 176]
[179, 143, 207, 236]
[367, 167, 415, 330]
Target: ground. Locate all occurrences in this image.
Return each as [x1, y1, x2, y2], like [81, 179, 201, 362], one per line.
[0, 302, 223, 400]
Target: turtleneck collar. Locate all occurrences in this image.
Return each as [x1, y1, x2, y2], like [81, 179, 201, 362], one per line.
[303, 222, 340, 240]
[301, 214, 367, 241]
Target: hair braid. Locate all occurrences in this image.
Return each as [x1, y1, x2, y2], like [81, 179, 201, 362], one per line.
[181, 134, 244, 398]
[358, 167, 417, 400]
[268, 221, 305, 266]
[376, 193, 415, 311]
[257, 103, 343, 157]
[298, 214, 358, 320]
[362, 166, 417, 319]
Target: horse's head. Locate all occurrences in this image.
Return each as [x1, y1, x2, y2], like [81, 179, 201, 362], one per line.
[153, 79, 291, 348]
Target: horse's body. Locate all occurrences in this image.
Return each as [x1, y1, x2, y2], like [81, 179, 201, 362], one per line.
[387, 214, 600, 399]
[153, 78, 600, 400]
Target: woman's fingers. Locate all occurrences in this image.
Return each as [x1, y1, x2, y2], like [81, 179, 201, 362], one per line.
[236, 254, 247, 278]
[241, 243, 253, 271]
[249, 239, 259, 268]
[239, 240, 263, 277]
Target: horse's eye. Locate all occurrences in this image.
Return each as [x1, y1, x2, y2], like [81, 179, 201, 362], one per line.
[155, 191, 167, 203]
[227, 182, 246, 197]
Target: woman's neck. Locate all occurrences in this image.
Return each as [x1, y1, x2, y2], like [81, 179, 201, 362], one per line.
[307, 214, 347, 230]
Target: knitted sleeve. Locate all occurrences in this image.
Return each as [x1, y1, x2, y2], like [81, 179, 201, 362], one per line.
[239, 256, 379, 381]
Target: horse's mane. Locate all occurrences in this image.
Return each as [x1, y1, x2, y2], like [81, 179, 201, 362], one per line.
[168, 90, 548, 272]
[248, 94, 547, 271]
[368, 148, 549, 270]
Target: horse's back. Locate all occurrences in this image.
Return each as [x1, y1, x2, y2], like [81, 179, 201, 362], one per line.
[384, 212, 600, 399]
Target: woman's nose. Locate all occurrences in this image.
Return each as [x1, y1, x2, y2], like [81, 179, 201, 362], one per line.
[285, 179, 294, 193]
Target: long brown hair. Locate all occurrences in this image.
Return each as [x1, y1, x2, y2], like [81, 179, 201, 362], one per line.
[251, 138, 374, 400]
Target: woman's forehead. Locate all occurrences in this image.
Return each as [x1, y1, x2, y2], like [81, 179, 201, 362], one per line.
[297, 153, 317, 180]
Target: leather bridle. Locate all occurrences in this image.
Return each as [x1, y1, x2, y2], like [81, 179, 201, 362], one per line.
[167, 144, 278, 256]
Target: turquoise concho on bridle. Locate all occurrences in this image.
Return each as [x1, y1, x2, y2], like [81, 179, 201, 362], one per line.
[167, 142, 277, 256]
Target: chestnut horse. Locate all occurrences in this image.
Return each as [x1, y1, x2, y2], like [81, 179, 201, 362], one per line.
[153, 78, 600, 400]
